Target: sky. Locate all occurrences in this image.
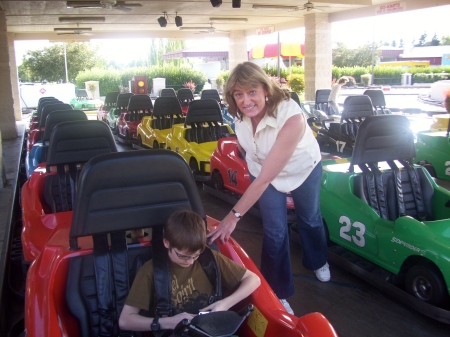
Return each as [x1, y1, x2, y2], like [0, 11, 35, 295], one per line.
[14, 4, 450, 66]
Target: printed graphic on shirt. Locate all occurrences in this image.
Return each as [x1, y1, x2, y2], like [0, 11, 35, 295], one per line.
[171, 274, 210, 313]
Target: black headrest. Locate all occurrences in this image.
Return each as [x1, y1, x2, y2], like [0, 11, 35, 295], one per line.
[43, 110, 88, 142]
[177, 88, 194, 101]
[153, 97, 183, 117]
[37, 99, 60, 116]
[46, 120, 117, 169]
[160, 88, 176, 97]
[185, 99, 223, 125]
[350, 115, 415, 168]
[315, 89, 331, 104]
[116, 93, 134, 108]
[363, 89, 387, 107]
[69, 150, 205, 243]
[38, 96, 55, 104]
[39, 103, 73, 127]
[290, 92, 301, 107]
[342, 95, 374, 119]
[104, 91, 119, 105]
[201, 89, 221, 103]
[127, 94, 153, 112]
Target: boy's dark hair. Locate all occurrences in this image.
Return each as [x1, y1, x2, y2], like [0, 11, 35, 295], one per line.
[164, 210, 206, 254]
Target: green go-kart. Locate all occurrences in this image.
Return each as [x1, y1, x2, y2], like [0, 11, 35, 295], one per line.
[319, 114, 450, 323]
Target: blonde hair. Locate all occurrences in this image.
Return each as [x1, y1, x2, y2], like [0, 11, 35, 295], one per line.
[224, 62, 290, 120]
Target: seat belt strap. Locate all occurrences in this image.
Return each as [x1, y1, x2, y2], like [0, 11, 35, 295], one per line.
[387, 160, 406, 217]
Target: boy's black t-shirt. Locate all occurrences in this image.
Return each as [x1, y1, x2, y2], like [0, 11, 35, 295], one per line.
[125, 250, 247, 314]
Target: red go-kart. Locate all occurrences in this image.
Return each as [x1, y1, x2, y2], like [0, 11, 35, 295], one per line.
[24, 150, 337, 337]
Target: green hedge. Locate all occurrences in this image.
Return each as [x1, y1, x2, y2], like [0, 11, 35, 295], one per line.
[76, 65, 207, 96]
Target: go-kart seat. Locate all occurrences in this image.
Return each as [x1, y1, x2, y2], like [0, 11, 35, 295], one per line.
[351, 115, 434, 221]
[363, 89, 392, 115]
[65, 150, 206, 337]
[201, 89, 221, 104]
[329, 95, 375, 141]
[315, 89, 332, 115]
[152, 96, 185, 130]
[26, 110, 88, 177]
[44, 120, 117, 213]
[184, 99, 227, 143]
[29, 98, 60, 131]
[290, 92, 301, 107]
[160, 88, 176, 97]
[127, 94, 153, 122]
[177, 88, 195, 107]
[103, 91, 120, 110]
[114, 92, 134, 115]
[39, 103, 73, 132]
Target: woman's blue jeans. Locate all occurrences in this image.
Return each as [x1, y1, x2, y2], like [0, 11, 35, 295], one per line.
[252, 162, 328, 299]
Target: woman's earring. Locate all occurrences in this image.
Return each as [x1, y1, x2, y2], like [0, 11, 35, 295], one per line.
[265, 96, 268, 102]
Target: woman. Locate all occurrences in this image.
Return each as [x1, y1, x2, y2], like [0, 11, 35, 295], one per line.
[207, 62, 329, 315]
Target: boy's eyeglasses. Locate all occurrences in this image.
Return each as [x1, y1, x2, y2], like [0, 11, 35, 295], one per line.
[173, 248, 202, 261]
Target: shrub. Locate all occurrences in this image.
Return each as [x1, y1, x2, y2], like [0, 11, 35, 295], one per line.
[361, 74, 371, 86]
[286, 73, 305, 94]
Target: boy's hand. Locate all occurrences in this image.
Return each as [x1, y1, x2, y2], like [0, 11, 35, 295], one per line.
[199, 299, 229, 312]
[163, 312, 195, 330]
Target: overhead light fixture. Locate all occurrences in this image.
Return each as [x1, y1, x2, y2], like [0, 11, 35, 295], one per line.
[252, 5, 299, 11]
[54, 27, 92, 32]
[232, 0, 241, 8]
[59, 16, 105, 22]
[158, 12, 167, 27]
[210, 17, 248, 22]
[210, 0, 222, 7]
[175, 13, 183, 27]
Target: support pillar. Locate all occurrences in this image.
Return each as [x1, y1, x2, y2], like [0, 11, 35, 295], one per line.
[0, 10, 17, 139]
[8, 33, 21, 121]
[228, 31, 248, 72]
[304, 13, 332, 101]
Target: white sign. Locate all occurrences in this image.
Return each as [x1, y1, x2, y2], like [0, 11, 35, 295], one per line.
[256, 26, 274, 36]
[376, 2, 405, 15]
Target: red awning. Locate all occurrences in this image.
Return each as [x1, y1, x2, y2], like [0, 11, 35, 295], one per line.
[249, 43, 304, 59]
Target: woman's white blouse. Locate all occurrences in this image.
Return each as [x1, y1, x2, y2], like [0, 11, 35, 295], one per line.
[235, 99, 321, 193]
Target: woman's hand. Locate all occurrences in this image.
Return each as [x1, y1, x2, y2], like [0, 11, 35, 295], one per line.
[207, 212, 239, 244]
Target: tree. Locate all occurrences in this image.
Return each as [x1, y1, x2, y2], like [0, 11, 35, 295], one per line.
[147, 39, 186, 67]
[399, 39, 404, 48]
[332, 42, 380, 68]
[415, 32, 427, 47]
[18, 42, 105, 83]
[441, 35, 450, 45]
[429, 33, 440, 46]
[391, 40, 397, 48]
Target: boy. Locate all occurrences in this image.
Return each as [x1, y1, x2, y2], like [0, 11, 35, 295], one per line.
[119, 210, 260, 332]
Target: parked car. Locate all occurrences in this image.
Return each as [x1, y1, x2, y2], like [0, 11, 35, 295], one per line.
[106, 92, 133, 133]
[319, 114, 450, 317]
[209, 137, 295, 221]
[24, 149, 338, 337]
[97, 91, 119, 122]
[136, 96, 185, 149]
[116, 94, 153, 144]
[165, 99, 234, 180]
[70, 89, 103, 110]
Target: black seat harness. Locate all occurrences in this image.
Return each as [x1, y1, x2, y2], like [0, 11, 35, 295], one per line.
[152, 226, 223, 318]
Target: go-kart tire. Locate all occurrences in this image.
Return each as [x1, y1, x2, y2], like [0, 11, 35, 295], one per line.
[137, 135, 143, 147]
[189, 158, 199, 176]
[212, 172, 224, 190]
[405, 264, 447, 306]
[153, 140, 159, 149]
